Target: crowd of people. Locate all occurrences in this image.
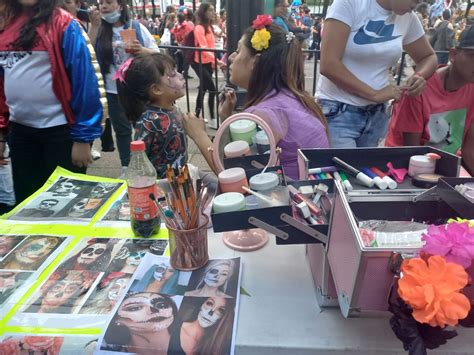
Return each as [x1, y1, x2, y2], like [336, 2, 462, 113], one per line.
[0, 0, 473, 213]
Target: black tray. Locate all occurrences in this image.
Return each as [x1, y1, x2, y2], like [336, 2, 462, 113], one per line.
[437, 177, 474, 219]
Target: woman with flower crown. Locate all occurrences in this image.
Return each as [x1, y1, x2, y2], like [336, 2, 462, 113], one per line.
[182, 15, 329, 179]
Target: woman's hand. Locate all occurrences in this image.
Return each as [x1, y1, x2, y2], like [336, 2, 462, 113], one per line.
[372, 83, 402, 103]
[71, 142, 93, 168]
[403, 73, 426, 97]
[182, 112, 207, 141]
[218, 89, 237, 121]
[88, 6, 101, 27]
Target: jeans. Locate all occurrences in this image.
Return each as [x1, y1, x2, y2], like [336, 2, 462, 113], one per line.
[9, 122, 86, 206]
[318, 99, 389, 148]
[107, 93, 132, 167]
[191, 62, 216, 119]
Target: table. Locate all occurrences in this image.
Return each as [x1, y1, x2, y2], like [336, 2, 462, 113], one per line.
[207, 230, 473, 355]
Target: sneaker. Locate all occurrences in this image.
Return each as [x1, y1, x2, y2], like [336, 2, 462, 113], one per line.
[91, 148, 101, 160]
[118, 166, 128, 179]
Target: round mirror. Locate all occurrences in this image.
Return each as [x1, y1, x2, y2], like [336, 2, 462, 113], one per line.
[211, 113, 279, 173]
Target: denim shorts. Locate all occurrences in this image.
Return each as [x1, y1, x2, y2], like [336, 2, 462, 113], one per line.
[318, 99, 389, 148]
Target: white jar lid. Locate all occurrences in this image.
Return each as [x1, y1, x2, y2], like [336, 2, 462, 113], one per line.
[255, 130, 269, 145]
[410, 155, 436, 167]
[213, 192, 246, 213]
[249, 172, 279, 191]
[218, 167, 247, 184]
[224, 140, 250, 157]
[229, 120, 257, 134]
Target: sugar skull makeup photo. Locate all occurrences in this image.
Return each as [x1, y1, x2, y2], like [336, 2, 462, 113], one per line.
[101, 292, 179, 355]
[48, 178, 81, 197]
[185, 259, 238, 298]
[0, 271, 31, 306]
[25, 270, 99, 314]
[168, 296, 236, 355]
[65, 198, 103, 218]
[80, 272, 131, 315]
[0, 236, 64, 271]
[59, 238, 116, 272]
[0, 235, 26, 259]
[90, 183, 119, 199]
[109, 240, 156, 274]
[13, 198, 61, 218]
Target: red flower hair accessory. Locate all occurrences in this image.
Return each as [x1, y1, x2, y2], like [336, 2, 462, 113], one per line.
[252, 15, 273, 30]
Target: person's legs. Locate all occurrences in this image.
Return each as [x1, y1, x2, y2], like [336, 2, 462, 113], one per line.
[319, 100, 366, 148]
[191, 62, 205, 116]
[356, 106, 390, 147]
[101, 118, 115, 152]
[107, 93, 132, 167]
[201, 64, 216, 119]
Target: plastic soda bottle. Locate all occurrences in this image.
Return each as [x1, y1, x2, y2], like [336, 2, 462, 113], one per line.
[126, 141, 161, 237]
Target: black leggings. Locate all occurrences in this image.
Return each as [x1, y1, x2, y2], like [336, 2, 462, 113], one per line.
[191, 62, 216, 119]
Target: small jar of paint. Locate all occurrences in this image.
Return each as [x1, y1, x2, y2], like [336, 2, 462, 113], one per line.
[218, 167, 249, 194]
[213, 192, 246, 213]
[408, 155, 437, 177]
[224, 140, 251, 159]
[229, 120, 257, 144]
[255, 130, 270, 154]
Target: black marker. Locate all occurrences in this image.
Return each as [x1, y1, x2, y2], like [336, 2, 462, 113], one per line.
[332, 157, 374, 188]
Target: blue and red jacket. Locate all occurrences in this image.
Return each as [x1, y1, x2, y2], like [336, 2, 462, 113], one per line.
[0, 8, 105, 143]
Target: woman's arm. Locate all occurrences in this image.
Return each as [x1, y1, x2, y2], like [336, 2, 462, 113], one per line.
[319, 19, 401, 103]
[403, 36, 437, 97]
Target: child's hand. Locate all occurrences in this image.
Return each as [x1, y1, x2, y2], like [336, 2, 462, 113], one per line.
[71, 142, 93, 168]
[404, 73, 426, 97]
[88, 6, 101, 27]
[182, 113, 207, 141]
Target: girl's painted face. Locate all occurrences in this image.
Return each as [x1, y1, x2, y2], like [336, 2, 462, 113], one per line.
[99, 0, 122, 14]
[107, 277, 129, 301]
[229, 37, 255, 90]
[118, 293, 175, 332]
[43, 279, 82, 308]
[204, 264, 231, 289]
[159, 69, 186, 100]
[77, 243, 107, 265]
[197, 297, 227, 328]
[15, 238, 57, 265]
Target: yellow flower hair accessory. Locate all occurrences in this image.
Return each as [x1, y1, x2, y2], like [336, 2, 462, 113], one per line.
[251, 28, 271, 52]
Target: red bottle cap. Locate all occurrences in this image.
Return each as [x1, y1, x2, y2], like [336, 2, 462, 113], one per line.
[130, 141, 145, 152]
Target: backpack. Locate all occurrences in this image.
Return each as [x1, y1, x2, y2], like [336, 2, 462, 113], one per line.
[182, 29, 195, 64]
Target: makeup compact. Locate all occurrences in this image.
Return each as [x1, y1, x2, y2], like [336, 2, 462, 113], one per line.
[218, 168, 249, 194]
[408, 153, 440, 177]
[224, 140, 251, 159]
[229, 120, 257, 144]
[213, 192, 246, 213]
[412, 173, 444, 188]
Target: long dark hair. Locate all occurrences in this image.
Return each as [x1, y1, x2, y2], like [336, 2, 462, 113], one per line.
[10, 0, 58, 50]
[243, 24, 327, 131]
[196, 2, 213, 33]
[96, 0, 129, 73]
[116, 53, 176, 123]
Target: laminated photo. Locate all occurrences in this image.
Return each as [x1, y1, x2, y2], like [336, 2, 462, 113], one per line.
[0, 271, 31, 306]
[98, 191, 131, 227]
[0, 235, 27, 260]
[0, 334, 99, 354]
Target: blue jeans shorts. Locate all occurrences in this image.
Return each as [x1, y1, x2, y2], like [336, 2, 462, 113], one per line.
[318, 99, 389, 148]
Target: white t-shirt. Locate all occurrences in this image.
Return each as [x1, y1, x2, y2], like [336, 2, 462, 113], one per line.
[316, 0, 424, 106]
[105, 23, 159, 94]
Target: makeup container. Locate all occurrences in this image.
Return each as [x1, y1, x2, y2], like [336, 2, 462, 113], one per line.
[229, 120, 257, 144]
[212, 192, 246, 213]
[255, 130, 270, 154]
[224, 140, 251, 159]
[245, 195, 259, 210]
[408, 155, 438, 177]
[249, 172, 289, 207]
[412, 173, 443, 188]
[218, 168, 249, 194]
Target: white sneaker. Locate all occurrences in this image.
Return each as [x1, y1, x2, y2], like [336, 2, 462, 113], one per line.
[91, 148, 101, 160]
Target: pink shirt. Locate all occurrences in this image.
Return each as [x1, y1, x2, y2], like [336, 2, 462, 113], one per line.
[193, 24, 215, 65]
[386, 68, 474, 155]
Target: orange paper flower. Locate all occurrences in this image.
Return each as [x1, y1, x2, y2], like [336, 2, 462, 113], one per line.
[398, 255, 471, 327]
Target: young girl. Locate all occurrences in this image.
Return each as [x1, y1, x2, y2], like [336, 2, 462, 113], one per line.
[90, 0, 158, 174]
[116, 53, 216, 178]
[0, 0, 105, 207]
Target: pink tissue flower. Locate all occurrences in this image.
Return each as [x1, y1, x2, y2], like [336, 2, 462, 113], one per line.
[422, 222, 474, 269]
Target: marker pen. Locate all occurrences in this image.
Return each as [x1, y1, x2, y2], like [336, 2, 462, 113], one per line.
[371, 167, 397, 190]
[361, 167, 388, 190]
[318, 173, 326, 180]
[325, 173, 333, 179]
[308, 166, 338, 175]
[308, 174, 317, 180]
[338, 171, 353, 192]
[332, 157, 374, 188]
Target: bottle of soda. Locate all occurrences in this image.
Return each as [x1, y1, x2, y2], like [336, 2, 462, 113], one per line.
[126, 141, 161, 237]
